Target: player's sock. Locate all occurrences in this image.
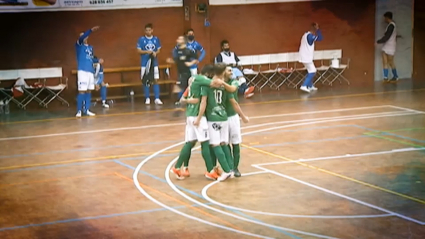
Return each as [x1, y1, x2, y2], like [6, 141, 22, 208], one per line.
[76, 93, 84, 112]
[201, 141, 214, 172]
[210, 146, 217, 167]
[302, 73, 315, 87]
[100, 86, 107, 101]
[144, 85, 150, 99]
[213, 146, 231, 173]
[222, 145, 234, 170]
[391, 69, 399, 79]
[383, 68, 389, 79]
[153, 84, 160, 99]
[232, 144, 240, 169]
[175, 142, 193, 169]
[85, 93, 92, 112]
[183, 149, 192, 167]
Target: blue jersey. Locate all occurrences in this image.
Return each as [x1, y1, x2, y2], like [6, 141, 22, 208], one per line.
[76, 30, 95, 73]
[174, 40, 205, 69]
[94, 63, 104, 84]
[137, 36, 161, 67]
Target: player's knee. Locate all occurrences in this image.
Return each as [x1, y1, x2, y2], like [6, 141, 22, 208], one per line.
[187, 141, 196, 147]
[238, 76, 247, 84]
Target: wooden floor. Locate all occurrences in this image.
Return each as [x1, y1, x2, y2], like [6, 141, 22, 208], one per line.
[1, 82, 425, 239]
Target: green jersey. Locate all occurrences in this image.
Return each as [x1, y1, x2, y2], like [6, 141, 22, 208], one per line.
[185, 75, 211, 117]
[202, 86, 229, 122]
[225, 79, 240, 117]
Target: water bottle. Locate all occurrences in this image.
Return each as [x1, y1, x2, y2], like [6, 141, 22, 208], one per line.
[130, 90, 134, 104]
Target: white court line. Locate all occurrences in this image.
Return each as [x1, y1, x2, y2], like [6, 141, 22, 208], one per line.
[0, 105, 396, 141]
[201, 180, 394, 219]
[255, 147, 425, 166]
[133, 111, 422, 238]
[132, 141, 273, 239]
[387, 105, 425, 114]
[253, 165, 425, 226]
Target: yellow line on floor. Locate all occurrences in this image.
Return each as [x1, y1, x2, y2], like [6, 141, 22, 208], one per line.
[2, 88, 424, 125]
[0, 150, 180, 171]
[241, 144, 425, 205]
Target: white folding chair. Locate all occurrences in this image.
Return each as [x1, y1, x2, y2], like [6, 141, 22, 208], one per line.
[0, 87, 24, 109]
[312, 51, 329, 85]
[286, 53, 306, 88]
[239, 56, 258, 86]
[324, 58, 351, 85]
[253, 54, 276, 92]
[39, 78, 69, 108]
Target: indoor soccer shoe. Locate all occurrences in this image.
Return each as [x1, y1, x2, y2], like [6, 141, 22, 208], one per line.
[181, 167, 190, 177]
[205, 171, 219, 181]
[214, 166, 222, 176]
[170, 167, 185, 180]
[234, 168, 242, 177]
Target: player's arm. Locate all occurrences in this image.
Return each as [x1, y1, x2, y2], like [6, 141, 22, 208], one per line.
[377, 24, 394, 44]
[94, 63, 101, 79]
[230, 97, 249, 123]
[136, 38, 152, 55]
[185, 50, 199, 67]
[77, 26, 98, 45]
[154, 38, 162, 56]
[234, 53, 241, 67]
[307, 30, 323, 45]
[197, 44, 206, 62]
[214, 53, 223, 64]
[194, 89, 208, 126]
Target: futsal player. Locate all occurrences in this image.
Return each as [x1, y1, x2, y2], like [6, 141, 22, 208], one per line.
[93, 57, 109, 108]
[298, 22, 323, 93]
[170, 65, 220, 180]
[377, 12, 399, 83]
[75, 26, 99, 117]
[137, 23, 163, 105]
[173, 29, 205, 76]
[203, 63, 235, 182]
[215, 40, 255, 99]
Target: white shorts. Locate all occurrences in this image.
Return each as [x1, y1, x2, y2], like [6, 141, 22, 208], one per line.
[302, 62, 317, 73]
[190, 68, 198, 76]
[208, 121, 229, 145]
[382, 50, 395, 56]
[185, 116, 209, 142]
[77, 70, 95, 91]
[228, 115, 242, 144]
[141, 66, 159, 80]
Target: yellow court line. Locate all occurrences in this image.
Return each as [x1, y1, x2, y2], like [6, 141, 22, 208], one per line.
[0, 150, 180, 171]
[2, 88, 424, 125]
[241, 144, 425, 205]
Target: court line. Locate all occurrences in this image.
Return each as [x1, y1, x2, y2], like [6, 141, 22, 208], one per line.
[155, 110, 422, 237]
[201, 180, 394, 219]
[387, 105, 425, 114]
[0, 104, 394, 141]
[2, 112, 405, 171]
[247, 145, 425, 205]
[255, 147, 425, 166]
[0, 173, 112, 188]
[253, 165, 425, 226]
[1, 88, 423, 125]
[364, 133, 425, 148]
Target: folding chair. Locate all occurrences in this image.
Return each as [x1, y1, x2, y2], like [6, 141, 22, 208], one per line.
[39, 78, 69, 108]
[285, 53, 306, 88]
[0, 87, 23, 110]
[263, 54, 281, 90]
[312, 51, 329, 85]
[323, 58, 350, 85]
[238, 56, 257, 86]
[253, 54, 277, 92]
[21, 85, 45, 108]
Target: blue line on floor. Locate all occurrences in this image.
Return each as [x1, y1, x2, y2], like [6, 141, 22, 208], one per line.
[353, 125, 425, 144]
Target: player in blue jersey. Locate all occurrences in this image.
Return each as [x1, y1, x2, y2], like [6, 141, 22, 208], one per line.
[93, 57, 109, 108]
[137, 23, 163, 105]
[174, 29, 206, 76]
[75, 26, 99, 117]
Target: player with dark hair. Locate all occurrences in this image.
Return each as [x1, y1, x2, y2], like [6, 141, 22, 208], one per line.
[173, 28, 206, 76]
[377, 11, 399, 83]
[137, 23, 163, 105]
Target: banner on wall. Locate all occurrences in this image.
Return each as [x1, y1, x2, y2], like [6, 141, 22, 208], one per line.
[209, 0, 318, 5]
[0, 0, 183, 12]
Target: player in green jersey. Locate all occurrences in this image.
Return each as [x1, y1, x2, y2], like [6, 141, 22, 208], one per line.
[170, 65, 221, 180]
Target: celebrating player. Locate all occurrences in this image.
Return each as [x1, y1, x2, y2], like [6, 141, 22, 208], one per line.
[75, 26, 99, 117]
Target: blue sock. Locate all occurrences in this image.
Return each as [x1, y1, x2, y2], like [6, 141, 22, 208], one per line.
[392, 69, 398, 78]
[153, 84, 160, 99]
[85, 93, 92, 112]
[100, 86, 107, 101]
[77, 93, 84, 112]
[144, 85, 150, 99]
[383, 69, 389, 79]
[302, 73, 315, 87]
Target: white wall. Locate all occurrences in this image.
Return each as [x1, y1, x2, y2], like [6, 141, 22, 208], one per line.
[375, 0, 413, 80]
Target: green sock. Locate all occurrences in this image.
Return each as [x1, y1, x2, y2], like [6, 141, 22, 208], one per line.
[175, 142, 193, 168]
[213, 146, 231, 173]
[210, 146, 217, 167]
[201, 141, 214, 172]
[222, 144, 234, 170]
[232, 144, 240, 169]
[183, 142, 195, 167]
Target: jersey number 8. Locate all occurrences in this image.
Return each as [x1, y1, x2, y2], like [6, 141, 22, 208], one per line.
[214, 90, 223, 104]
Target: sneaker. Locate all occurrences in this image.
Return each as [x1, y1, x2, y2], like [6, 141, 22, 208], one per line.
[145, 98, 151, 105]
[86, 110, 95, 116]
[217, 171, 232, 182]
[244, 86, 255, 98]
[389, 77, 399, 83]
[170, 167, 185, 180]
[155, 98, 163, 105]
[205, 171, 219, 180]
[76, 111, 82, 117]
[382, 78, 389, 83]
[214, 166, 222, 176]
[102, 103, 109, 108]
[244, 93, 254, 99]
[181, 167, 190, 177]
[234, 168, 241, 177]
[309, 86, 318, 91]
[300, 86, 310, 93]
[230, 170, 235, 178]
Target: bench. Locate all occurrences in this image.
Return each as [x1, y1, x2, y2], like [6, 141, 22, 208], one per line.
[237, 49, 350, 91]
[71, 65, 176, 101]
[0, 67, 69, 109]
